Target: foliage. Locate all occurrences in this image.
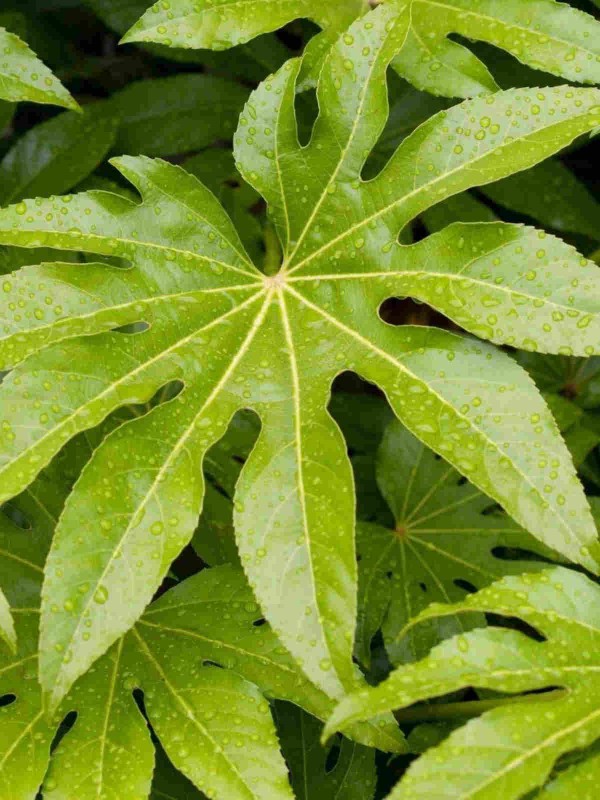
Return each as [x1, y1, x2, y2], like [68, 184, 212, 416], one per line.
[0, 0, 600, 797]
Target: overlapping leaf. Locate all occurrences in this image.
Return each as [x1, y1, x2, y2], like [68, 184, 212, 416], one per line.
[124, 0, 600, 99]
[326, 567, 600, 799]
[537, 749, 600, 798]
[0, 468, 402, 798]
[0, 24, 77, 109]
[121, 0, 369, 83]
[388, 0, 600, 98]
[1, 3, 600, 710]
[355, 419, 555, 667]
[276, 703, 377, 800]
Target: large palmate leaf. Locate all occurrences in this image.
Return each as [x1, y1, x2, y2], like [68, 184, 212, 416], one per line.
[0, 471, 402, 799]
[0, 25, 77, 109]
[326, 567, 600, 799]
[355, 419, 554, 667]
[388, 0, 600, 98]
[1, 3, 600, 708]
[123, 0, 600, 98]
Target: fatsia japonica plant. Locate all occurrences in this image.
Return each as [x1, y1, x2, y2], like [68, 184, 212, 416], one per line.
[1, 0, 600, 797]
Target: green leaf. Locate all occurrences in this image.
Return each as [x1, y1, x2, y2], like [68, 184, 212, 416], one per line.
[136, 563, 404, 753]
[183, 150, 263, 264]
[2, 478, 400, 798]
[111, 75, 249, 157]
[0, 4, 599, 708]
[516, 353, 600, 410]
[276, 703, 377, 800]
[422, 192, 497, 233]
[0, 100, 15, 133]
[480, 159, 600, 242]
[0, 104, 119, 206]
[537, 750, 600, 798]
[326, 567, 600, 799]
[0, 25, 77, 109]
[0, 586, 15, 652]
[121, 0, 368, 53]
[356, 419, 555, 667]
[389, 0, 600, 98]
[151, 747, 206, 799]
[191, 410, 258, 566]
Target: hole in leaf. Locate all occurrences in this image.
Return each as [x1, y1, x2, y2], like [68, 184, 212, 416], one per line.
[454, 578, 477, 594]
[0, 503, 32, 530]
[296, 87, 318, 147]
[486, 613, 546, 643]
[112, 321, 150, 335]
[492, 546, 553, 565]
[324, 740, 341, 773]
[132, 688, 147, 717]
[0, 694, 16, 708]
[49, 710, 78, 754]
[379, 297, 458, 330]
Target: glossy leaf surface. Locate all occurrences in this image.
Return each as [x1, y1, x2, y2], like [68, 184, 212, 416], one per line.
[327, 567, 600, 799]
[1, 481, 400, 798]
[0, 25, 77, 109]
[276, 703, 377, 800]
[124, 0, 600, 99]
[356, 419, 554, 666]
[388, 0, 600, 98]
[0, 4, 599, 710]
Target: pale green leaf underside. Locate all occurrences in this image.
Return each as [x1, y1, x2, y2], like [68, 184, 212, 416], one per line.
[0, 26, 77, 109]
[356, 419, 555, 666]
[123, 0, 600, 99]
[326, 567, 600, 800]
[0, 4, 599, 708]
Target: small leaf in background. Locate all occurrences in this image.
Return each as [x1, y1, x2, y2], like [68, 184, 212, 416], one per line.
[110, 74, 249, 157]
[355, 419, 555, 667]
[480, 159, 600, 243]
[0, 103, 119, 205]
